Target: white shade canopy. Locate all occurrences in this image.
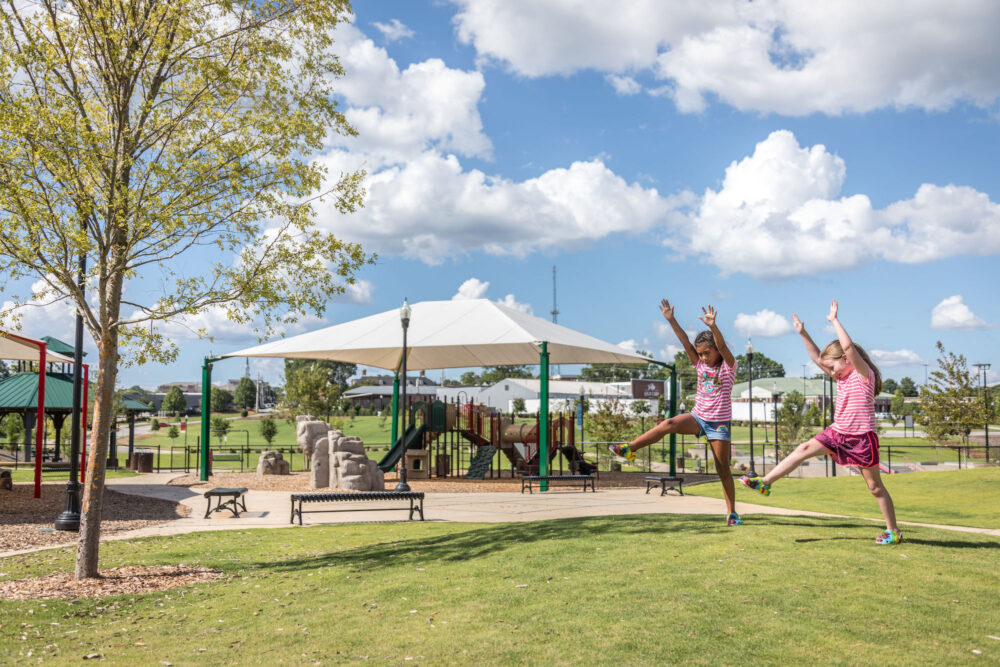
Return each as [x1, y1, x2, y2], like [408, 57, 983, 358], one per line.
[222, 299, 653, 370]
[0, 331, 75, 363]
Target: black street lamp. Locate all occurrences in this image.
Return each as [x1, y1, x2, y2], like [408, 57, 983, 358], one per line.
[772, 382, 782, 469]
[746, 339, 755, 476]
[55, 242, 86, 531]
[395, 298, 412, 492]
[974, 363, 991, 462]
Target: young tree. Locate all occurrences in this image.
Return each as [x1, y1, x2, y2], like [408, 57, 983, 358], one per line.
[3, 413, 22, 454]
[286, 359, 356, 390]
[167, 425, 180, 441]
[210, 416, 232, 443]
[258, 417, 278, 446]
[889, 390, 906, 427]
[804, 402, 821, 427]
[899, 377, 919, 397]
[777, 390, 806, 446]
[734, 352, 785, 383]
[0, 0, 369, 579]
[512, 397, 526, 415]
[282, 363, 340, 419]
[162, 386, 187, 416]
[210, 387, 234, 413]
[920, 342, 984, 442]
[234, 377, 257, 410]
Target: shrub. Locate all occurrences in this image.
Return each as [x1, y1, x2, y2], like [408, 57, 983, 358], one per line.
[150, 420, 161, 431]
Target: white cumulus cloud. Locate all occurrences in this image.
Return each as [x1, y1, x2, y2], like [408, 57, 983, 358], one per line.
[606, 74, 641, 96]
[673, 130, 1000, 278]
[870, 349, 924, 368]
[453, 278, 490, 300]
[451, 0, 1000, 115]
[495, 294, 533, 314]
[930, 295, 990, 330]
[733, 309, 794, 338]
[372, 18, 414, 42]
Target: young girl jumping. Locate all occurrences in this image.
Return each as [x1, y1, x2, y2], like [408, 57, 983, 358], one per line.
[608, 299, 741, 526]
[740, 300, 902, 545]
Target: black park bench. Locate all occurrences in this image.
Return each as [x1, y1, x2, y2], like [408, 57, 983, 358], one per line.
[289, 491, 425, 525]
[520, 474, 595, 494]
[645, 475, 684, 496]
[203, 487, 248, 518]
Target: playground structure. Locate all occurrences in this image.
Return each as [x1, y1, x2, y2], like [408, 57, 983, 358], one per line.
[377, 399, 594, 480]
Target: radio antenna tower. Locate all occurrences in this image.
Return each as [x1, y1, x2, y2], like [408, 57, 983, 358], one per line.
[550, 265, 559, 323]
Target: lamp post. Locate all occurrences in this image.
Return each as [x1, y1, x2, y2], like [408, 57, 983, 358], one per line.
[395, 298, 412, 492]
[974, 363, 991, 462]
[801, 364, 809, 395]
[55, 236, 86, 531]
[772, 382, 782, 468]
[746, 339, 755, 476]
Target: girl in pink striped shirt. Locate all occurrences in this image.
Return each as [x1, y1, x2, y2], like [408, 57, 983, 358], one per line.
[741, 300, 902, 545]
[609, 298, 741, 526]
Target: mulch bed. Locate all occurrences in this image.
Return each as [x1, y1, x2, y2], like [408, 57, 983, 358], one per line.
[1, 482, 190, 554]
[0, 565, 223, 601]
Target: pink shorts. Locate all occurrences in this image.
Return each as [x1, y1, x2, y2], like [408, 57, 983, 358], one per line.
[814, 427, 879, 468]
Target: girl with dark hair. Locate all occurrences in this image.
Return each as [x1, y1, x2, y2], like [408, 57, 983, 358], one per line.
[609, 298, 741, 525]
[741, 300, 901, 544]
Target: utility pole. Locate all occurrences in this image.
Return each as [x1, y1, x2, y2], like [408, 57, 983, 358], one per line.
[974, 363, 991, 462]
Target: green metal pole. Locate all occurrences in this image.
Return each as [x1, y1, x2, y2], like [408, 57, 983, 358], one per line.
[539, 342, 549, 492]
[669, 365, 678, 477]
[199, 357, 219, 481]
[391, 373, 400, 447]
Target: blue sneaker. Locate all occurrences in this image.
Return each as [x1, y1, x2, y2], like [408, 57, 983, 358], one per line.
[875, 529, 902, 545]
[727, 512, 742, 526]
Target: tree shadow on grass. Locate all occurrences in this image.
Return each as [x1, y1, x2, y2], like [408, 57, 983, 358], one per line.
[249, 514, 730, 573]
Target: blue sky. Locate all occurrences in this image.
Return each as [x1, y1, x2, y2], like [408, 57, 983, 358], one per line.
[6, 1, 1000, 389]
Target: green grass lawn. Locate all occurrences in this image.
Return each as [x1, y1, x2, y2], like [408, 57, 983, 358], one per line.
[6, 468, 138, 483]
[2, 515, 998, 664]
[687, 467, 1000, 529]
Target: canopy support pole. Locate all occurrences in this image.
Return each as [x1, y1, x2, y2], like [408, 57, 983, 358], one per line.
[200, 357, 220, 481]
[33, 342, 47, 498]
[539, 342, 549, 492]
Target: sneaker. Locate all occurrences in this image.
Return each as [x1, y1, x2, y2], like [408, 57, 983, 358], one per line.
[727, 512, 742, 526]
[607, 443, 636, 463]
[740, 475, 771, 496]
[875, 529, 902, 545]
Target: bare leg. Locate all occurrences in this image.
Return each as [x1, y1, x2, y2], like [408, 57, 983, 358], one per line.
[859, 466, 899, 532]
[627, 413, 701, 452]
[709, 439, 736, 514]
[761, 438, 828, 486]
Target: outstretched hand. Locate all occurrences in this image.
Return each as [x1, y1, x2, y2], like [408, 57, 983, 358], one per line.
[660, 298, 675, 321]
[698, 304, 717, 327]
[792, 313, 805, 334]
[827, 299, 839, 322]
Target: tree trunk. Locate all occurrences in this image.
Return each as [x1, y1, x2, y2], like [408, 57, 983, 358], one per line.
[74, 328, 120, 579]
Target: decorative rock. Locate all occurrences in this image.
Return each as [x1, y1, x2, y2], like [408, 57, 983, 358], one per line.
[310, 436, 330, 488]
[296, 419, 328, 461]
[256, 450, 289, 475]
[328, 432, 384, 491]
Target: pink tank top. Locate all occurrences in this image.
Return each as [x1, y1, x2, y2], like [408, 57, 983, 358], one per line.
[692, 359, 737, 421]
[833, 364, 876, 434]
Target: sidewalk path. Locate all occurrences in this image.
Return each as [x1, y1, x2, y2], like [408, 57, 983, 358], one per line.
[99, 473, 1000, 540]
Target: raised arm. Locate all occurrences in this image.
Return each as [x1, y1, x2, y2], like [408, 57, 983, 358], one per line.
[792, 313, 833, 378]
[826, 300, 870, 380]
[698, 305, 736, 367]
[661, 298, 698, 365]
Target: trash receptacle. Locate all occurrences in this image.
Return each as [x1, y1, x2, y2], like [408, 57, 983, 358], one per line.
[135, 452, 154, 473]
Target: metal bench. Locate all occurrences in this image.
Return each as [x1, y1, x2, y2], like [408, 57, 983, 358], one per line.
[203, 487, 248, 518]
[289, 491, 425, 525]
[520, 474, 595, 494]
[645, 475, 684, 496]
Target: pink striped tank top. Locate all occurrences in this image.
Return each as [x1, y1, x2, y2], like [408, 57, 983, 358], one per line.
[833, 364, 876, 435]
[692, 359, 737, 421]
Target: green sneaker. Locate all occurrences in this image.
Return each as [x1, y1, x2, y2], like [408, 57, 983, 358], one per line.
[875, 529, 902, 545]
[608, 443, 636, 463]
[740, 475, 771, 496]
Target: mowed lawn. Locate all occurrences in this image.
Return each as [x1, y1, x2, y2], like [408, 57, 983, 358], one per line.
[2, 514, 999, 665]
[687, 467, 1000, 529]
